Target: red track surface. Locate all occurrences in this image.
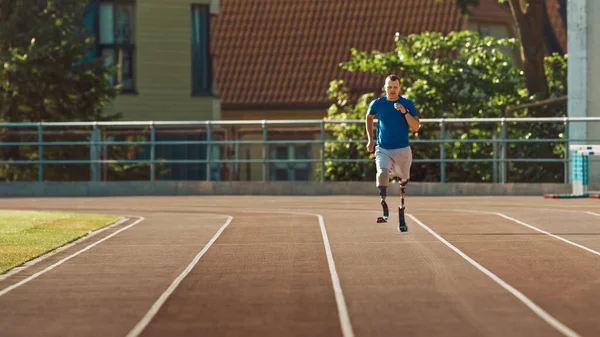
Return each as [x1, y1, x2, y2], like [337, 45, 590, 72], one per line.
[0, 196, 599, 337]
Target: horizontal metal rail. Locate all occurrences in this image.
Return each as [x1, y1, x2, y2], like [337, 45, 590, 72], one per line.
[0, 158, 570, 165]
[0, 116, 599, 128]
[0, 138, 577, 147]
[0, 117, 597, 183]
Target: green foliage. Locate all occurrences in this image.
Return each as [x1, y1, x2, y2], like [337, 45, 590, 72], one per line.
[504, 52, 567, 183]
[343, 31, 525, 118]
[545, 52, 567, 98]
[451, 0, 552, 98]
[324, 81, 377, 181]
[0, 0, 120, 122]
[0, 1, 151, 181]
[324, 30, 569, 183]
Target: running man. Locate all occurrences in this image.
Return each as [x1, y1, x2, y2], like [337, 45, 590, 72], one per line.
[365, 74, 420, 231]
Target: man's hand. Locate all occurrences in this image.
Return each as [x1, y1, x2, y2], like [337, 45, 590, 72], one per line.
[367, 139, 375, 152]
[394, 102, 420, 131]
[394, 103, 407, 115]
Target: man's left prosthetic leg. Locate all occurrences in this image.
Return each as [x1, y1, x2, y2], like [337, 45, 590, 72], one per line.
[398, 178, 409, 232]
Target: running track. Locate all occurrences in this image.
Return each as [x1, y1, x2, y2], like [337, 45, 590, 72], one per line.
[0, 196, 599, 337]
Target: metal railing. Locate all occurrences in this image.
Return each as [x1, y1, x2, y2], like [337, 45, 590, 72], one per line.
[0, 117, 598, 183]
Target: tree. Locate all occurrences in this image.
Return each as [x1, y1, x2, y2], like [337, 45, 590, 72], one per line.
[449, 0, 550, 98]
[324, 31, 568, 183]
[0, 0, 120, 122]
[325, 31, 525, 182]
[0, 0, 148, 181]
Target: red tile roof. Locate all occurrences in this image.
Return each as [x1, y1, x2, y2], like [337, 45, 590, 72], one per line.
[211, 0, 513, 109]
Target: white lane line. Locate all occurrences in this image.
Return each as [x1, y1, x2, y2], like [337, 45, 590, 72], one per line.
[418, 208, 600, 257]
[0, 216, 129, 281]
[494, 212, 600, 257]
[316, 214, 354, 337]
[126, 210, 354, 337]
[274, 210, 354, 337]
[125, 216, 234, 337]
[223, 210, 355, 337]
[0, 216, 145, 297]
[407, 213, 581, 337]
[408, 207, 599, 216]
[587, 211, 600, 217]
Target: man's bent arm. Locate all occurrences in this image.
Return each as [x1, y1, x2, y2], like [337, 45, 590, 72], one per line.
[405, 113, 420, 132]
[366, 113, 375, 140]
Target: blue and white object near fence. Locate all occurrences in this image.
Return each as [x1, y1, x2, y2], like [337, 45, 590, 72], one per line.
[572, 145, 592, 196]
[546, 145, 599, 198]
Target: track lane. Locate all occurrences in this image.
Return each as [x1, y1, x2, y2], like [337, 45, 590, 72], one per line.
[0, 212, 231, 337]
[135, 212, 345, 337]
[318, 209, 565, 337]
[1, 196, 599, 336]
[411, 210, 600, 336]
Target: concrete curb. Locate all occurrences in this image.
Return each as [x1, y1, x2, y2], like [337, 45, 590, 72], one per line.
[0, 181, 592, 197]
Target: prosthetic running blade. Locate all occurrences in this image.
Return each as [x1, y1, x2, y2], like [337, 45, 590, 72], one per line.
[377, 200, 389, 223]
[398, 206, 408, 232]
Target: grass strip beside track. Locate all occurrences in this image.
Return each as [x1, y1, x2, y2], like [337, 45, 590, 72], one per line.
[0, 210, 118, 274]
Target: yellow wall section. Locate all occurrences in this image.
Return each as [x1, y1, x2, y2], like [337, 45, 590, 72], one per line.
[107, 0, 218, 121]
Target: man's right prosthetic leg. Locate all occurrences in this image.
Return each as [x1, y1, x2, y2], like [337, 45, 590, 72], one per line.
[398, 178, 409, 232]
[376, 169, 390, 223]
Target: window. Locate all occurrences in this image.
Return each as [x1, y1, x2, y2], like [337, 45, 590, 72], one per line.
[466, 22, 516, 65]
[83, 2, 98, 63]
[472, 23, 490, 37]
[191, 4, 212, 96]
[97, 0, 136, 92]
[270, 145, 311, 181]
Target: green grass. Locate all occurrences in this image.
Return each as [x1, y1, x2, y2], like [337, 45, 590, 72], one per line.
[0, 210, 119, 274]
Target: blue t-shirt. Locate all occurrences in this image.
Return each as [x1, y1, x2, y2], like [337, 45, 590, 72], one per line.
[368, 96, 418, 150]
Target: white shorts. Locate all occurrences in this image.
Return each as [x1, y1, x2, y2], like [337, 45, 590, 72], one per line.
[375, 146, 412, 180]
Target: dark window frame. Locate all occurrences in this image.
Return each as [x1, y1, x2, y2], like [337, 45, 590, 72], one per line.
[94, 0, 137, 94]
[269, 144, 312, 181]
[191, 4, 213, 97]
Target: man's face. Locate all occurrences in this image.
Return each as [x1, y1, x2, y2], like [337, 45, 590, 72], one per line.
[385, 79, 400, 99]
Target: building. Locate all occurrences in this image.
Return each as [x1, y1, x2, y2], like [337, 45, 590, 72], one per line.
[85, 0, 221, 121]
[84, 0, 222, 180]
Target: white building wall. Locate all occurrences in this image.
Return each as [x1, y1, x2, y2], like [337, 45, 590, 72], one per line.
[568, 0, 600, 184]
